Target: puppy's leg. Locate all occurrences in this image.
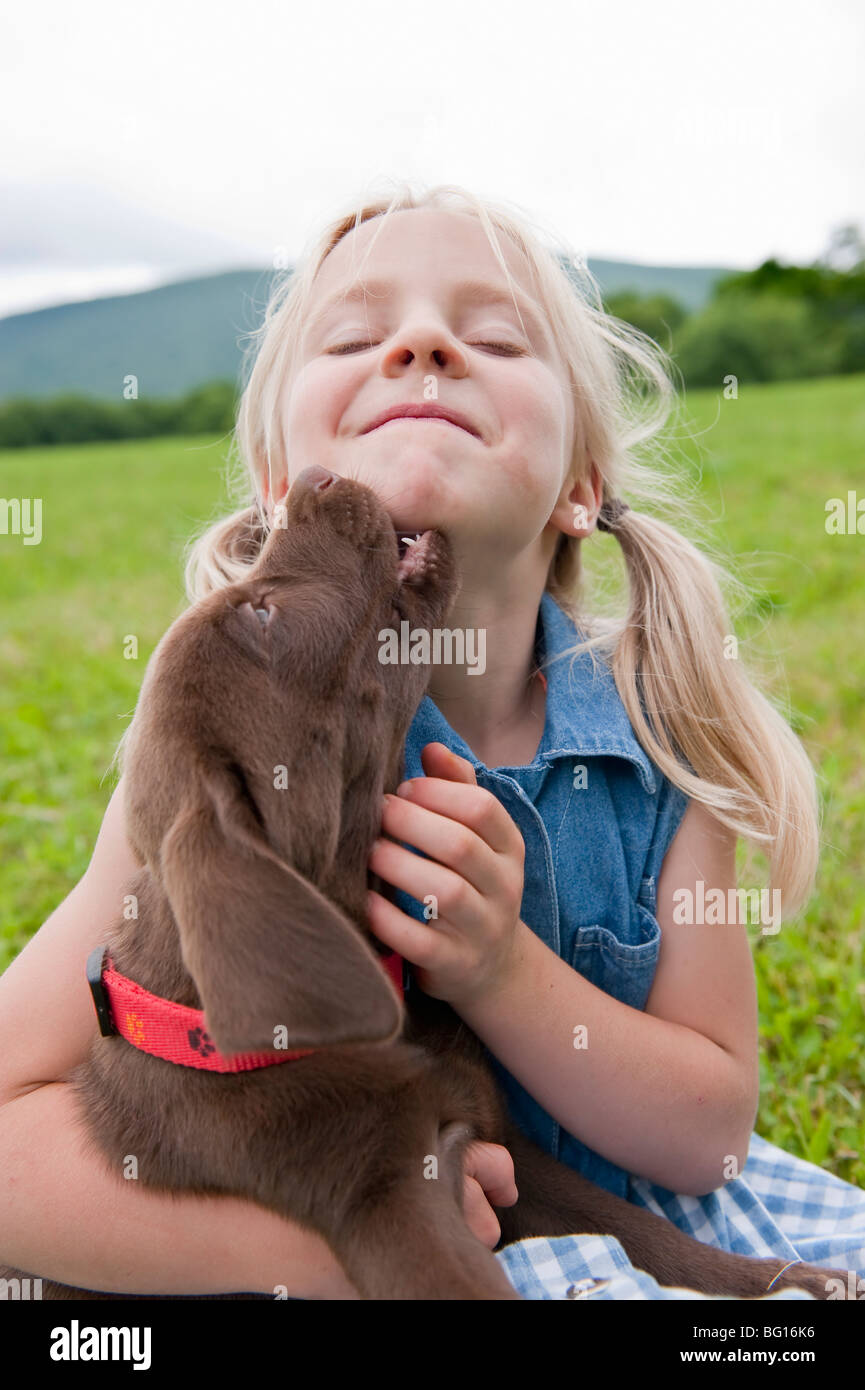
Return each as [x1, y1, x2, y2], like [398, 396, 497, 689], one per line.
[496, 1124, 848, 1300]
[330, 1120, 521, 1301]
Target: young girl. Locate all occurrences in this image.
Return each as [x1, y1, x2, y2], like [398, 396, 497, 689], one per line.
[1, 183, 862, 1300]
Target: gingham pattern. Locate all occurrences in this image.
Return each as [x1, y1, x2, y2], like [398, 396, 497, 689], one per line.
[494, 1131, 865, 1300]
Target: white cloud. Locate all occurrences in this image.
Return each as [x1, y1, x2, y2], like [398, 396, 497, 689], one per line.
[0, 0, 861, 293]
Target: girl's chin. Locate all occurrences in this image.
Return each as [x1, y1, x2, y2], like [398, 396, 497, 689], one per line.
[356, 443, 467, 479]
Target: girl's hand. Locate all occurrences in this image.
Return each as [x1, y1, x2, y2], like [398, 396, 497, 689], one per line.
[366, 742, 527, 1009]
[462, 1141, 519, 1248]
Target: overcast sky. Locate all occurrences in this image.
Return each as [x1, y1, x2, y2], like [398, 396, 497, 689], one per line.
[1, 0, 862, 317]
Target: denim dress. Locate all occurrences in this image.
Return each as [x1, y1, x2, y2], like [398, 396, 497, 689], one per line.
[396, 589, 690, 1199]
[396, 591, 865, 1299]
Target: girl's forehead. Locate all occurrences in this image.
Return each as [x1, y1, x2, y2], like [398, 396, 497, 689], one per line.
[311, 208, 536, 304]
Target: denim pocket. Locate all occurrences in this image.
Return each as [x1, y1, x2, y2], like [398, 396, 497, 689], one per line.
[570, 902, 661, 1011]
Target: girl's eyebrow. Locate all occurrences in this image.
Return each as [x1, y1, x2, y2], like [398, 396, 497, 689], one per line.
[305, 275, 550, 344]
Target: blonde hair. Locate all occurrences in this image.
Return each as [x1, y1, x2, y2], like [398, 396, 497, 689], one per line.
[179, 180, 820, 920]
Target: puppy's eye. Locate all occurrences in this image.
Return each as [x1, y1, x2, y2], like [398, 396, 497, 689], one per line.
[254, 608, 270, 626]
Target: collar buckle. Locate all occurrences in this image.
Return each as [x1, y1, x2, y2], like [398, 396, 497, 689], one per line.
[86, 944, 117, 1037]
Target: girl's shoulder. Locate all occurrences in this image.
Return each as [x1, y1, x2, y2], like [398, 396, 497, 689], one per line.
[534, 592, 691, 900]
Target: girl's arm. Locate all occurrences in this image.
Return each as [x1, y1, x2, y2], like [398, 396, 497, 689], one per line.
[0, 1083, 361, 1297]
[0, 777, 358, 1296]
[0, 777, 513, 1294]
[458, 798, 759, 1196]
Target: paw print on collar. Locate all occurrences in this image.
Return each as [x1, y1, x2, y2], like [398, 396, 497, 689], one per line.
[187, 1026, 216, 1057]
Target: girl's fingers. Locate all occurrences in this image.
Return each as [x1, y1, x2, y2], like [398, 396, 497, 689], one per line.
[388, 775, 522, 859]
[365, 888, 458, 972]
[462, 1140, 519, 1208]
[369, 831, 486, 918]
[420, 741, 478, 785]
[379, 795, 502, 899]
[462, 1177, 501, 1249]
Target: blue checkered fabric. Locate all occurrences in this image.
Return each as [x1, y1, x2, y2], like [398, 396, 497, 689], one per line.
[494, 1131, 865, 1299]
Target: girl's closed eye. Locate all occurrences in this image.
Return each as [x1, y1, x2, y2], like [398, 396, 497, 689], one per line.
[326, 339, 528, 356]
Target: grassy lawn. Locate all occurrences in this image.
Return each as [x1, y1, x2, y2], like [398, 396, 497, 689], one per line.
[1, 374, 863, 1183]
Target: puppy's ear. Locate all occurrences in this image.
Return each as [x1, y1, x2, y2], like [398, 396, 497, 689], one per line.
[160, 768, 403, 1056]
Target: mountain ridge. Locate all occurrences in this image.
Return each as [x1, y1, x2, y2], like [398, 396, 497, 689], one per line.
[0, 258, 732, 402]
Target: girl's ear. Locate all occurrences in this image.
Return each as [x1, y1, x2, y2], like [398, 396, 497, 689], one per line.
[549, 463, 604, 539]
[261, 470, 288, 518]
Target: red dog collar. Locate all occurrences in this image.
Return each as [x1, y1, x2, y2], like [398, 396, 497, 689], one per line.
[86, 944, 405, 1073]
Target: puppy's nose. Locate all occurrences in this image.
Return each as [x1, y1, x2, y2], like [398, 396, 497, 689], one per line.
[294, 464, 337, 494]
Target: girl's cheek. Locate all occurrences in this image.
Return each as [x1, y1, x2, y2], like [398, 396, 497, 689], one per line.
[284, 368, 347, 436]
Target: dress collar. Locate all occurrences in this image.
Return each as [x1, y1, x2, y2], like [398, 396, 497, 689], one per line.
[405, 590, 657, 795]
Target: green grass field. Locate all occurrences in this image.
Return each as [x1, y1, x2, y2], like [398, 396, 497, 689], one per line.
[1, 374, 863, 1183]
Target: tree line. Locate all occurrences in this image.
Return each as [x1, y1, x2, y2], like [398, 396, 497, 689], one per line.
[607, 238, 865, 387]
